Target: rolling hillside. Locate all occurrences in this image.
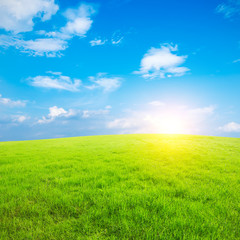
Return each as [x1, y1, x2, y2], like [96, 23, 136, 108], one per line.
[0, 134, 239, 239]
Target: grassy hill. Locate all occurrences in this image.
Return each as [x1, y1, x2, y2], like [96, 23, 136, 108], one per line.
[0, 134, 239, 239]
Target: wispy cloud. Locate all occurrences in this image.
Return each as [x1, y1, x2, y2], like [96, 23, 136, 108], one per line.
[219, 122, 240, 132]
[28, 72, 81, 91]
[0, 114, 29, 127]
[0, 35, 68, 57]
[82, 108, 110, 118]
[86, 73, 122, 92]
[0, 94, 26, 107]
[28, 72, 122, 92]
[216, 0, 240, 19]
[90, 38, 107, 46]
[111, 37, 123, 45]
[38, 105, 110, 124]
[233, 58, 240, 63]
[188, 106, 215, 115]
[12, 115, 28, 123]
[134, 44, 189, 79]
[111, 31, 124, 45]
[0, 0, 59, 33]
[89, 31, 125, 47]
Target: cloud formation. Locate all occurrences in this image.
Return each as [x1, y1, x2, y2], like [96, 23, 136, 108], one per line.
[89, 31, 125, 47]
[28, 72, 122, 92]
[86, 73, 122, 92]
[219, 122, 240, 132]
[134, 44, 189, 79]
[12, 115, 28, 123]
[38, 106, 110, 124]
[38, 106, 75, 124]
[61, 4, 95, 38]
[0, 35, 68, 57]
[111, 31, 124, 45]
[90, 38, 107, 46]
[28, 72, 81, 91]
[0, 0, 59, 33]
[0, 3, 96, 57]
[0, 94, 26, 107]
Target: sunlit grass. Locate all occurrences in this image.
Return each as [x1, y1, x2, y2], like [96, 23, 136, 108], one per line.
[0, 134, 239, 239]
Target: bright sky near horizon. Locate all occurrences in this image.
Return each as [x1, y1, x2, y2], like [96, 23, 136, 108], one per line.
[0, 0, 240, 141]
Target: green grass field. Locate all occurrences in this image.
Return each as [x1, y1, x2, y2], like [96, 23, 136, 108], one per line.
[0, 134, 240, 239]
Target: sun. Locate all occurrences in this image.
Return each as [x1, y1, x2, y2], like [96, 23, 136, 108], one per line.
[152, 112, 187, 134]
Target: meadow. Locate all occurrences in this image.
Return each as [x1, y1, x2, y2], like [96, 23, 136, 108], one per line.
[0, 134, 239, 239]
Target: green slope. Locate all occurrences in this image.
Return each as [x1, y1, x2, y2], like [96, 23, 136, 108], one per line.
[0, 134, 239, 239]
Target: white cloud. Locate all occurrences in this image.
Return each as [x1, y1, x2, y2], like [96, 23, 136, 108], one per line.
[149, 101, 165, 107]
[12, 115, 27, 123]
[87, 73, 122, 92]
[111, 37, 123, 45]
[28, 72, 122, 92]
[38, 106, 110, 124]
[90, 38, 107, 46]
[0, 3, 96, 57]
[38, 106, 75, 124]
[28, 72, 81, 91]
[219, 122, 240, 132]
[19, 38, 68, 57]
[134, 44, 189, 79]
[0, 94, 26, 107]
[0, 114, 28, 126]
[62, 18, 92, 37]
[0, 0, 59, 33]
[216, 0, 240, 18]
[40, 4, 96, 40]
[90, 31, 125, 47]
[0, 35, 68, 57]
[48, 106, 67, 118]
[60, 3, 96, 38]
[111, 31, 124, 45]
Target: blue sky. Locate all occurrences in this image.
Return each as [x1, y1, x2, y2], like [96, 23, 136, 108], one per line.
[0, 0, 240, 141]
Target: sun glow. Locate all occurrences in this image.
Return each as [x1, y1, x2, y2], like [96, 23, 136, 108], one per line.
[156, 115, 186, 134]
[145, 111, 188, 134]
